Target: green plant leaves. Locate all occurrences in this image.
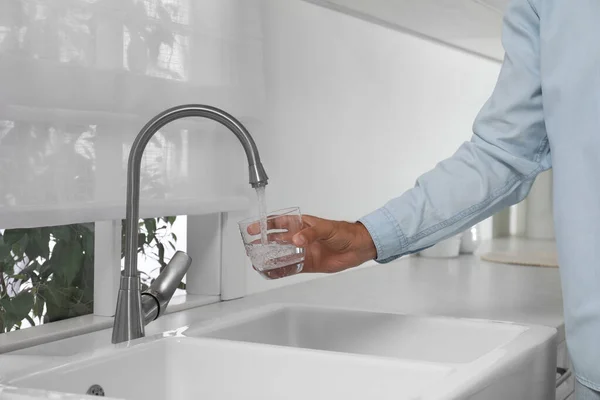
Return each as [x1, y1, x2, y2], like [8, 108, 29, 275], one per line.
[50, 240, 84, 286]
[0, 291, 34, 330]
[3, 230, 29, 261]
[144, 218, 157, 245]
[3, 229, 28, 246]
[51, 226, 71, 242]
[39, 260, 53, 280]
[157, 242, 166, 271]
[37, 281, 92, 323]
[25, 228, 50, 261]
[32, 296, 45, 319]
[138, 232, 147, 247]
[38, 283, 72, 323]
[0, 238, 11, 261]
[3, 291, 34, 316]
[13, 233, 29, 258]
[40, 227, 52, 244]
[144, 218, 157, 236]
[83, 232, 94, 257]
[24, 315, 35, 326]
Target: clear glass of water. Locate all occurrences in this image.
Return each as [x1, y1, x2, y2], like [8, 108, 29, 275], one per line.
[238, 207, 305, 280]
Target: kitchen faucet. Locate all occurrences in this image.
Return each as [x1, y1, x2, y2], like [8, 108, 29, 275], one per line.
[112, 104, 269, 344]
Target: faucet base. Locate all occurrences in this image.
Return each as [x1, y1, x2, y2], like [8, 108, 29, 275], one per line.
[112, 276, 145, 344]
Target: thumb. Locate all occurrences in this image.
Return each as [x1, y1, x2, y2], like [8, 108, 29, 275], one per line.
[292, 220, 334, 247]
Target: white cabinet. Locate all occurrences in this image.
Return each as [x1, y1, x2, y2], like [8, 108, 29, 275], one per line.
[556, 340, 575, 400]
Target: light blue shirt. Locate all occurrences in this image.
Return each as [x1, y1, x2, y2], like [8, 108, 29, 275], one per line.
[360, 0, 600, 390]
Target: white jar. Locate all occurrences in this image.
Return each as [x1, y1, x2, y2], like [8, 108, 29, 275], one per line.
[419, 235, 461, 258]
[459, 225, 481, 254]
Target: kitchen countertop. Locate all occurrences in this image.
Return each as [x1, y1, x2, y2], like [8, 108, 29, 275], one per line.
[5, 237, 565, 362]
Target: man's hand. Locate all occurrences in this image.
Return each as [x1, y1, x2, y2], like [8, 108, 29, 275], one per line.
[292, 216, 377, 274]
[247, 215, 377, 274]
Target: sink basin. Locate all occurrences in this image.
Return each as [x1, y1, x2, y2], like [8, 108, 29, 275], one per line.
[3, 336, 453, 400]
[187, 305, 528, 363]
[2, 305, 558, 400]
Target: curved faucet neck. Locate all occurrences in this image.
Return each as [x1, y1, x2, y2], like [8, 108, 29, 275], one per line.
[123, 104, 269, 278]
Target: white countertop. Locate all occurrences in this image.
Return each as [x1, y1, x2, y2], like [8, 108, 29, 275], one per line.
[7, 238, 564, 361]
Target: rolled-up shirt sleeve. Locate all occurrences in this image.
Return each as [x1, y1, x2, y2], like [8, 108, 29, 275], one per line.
[360, 0, 550, 262]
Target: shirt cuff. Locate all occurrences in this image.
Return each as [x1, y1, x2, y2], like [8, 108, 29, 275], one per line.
[359, 207, 407, 263]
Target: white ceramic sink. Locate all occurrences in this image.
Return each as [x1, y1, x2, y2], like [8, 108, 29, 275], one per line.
[187, 305, 528, 363]
[4, 335, 454, 400]
[2, 305, 558, 400]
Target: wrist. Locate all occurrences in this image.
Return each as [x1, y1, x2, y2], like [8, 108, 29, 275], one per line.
[353, 222, 377, 262]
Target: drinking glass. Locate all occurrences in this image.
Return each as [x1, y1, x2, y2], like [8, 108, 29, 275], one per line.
[238, 207, 305, 279]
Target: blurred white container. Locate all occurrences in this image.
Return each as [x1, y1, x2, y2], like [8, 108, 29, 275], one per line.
[460, 225, 481, 254]
[419, 235, 461, 258]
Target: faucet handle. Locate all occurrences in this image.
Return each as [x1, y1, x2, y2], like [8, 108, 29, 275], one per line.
[141, 251, 192, 324]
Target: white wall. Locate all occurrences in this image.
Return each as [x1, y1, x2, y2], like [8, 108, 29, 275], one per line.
[244, 0, 502, 294]
[0, 0, 503, 298]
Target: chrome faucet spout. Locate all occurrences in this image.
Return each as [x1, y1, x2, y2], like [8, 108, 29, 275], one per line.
[112, 105, 269, 344]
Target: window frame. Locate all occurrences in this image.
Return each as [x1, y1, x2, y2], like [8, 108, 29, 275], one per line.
[91, 210, 247, 316]
[0, 207, 249, 353]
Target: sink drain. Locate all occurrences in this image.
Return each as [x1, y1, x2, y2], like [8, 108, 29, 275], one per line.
[86, 384, 105, 396]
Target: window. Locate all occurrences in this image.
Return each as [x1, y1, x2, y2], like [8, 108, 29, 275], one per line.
[122, 216, 187, 295]
[0, 216, 185, 333]
[0, 223, 95, 333]
[122, 0, 190, 81]
[0, 0, 237, 336]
